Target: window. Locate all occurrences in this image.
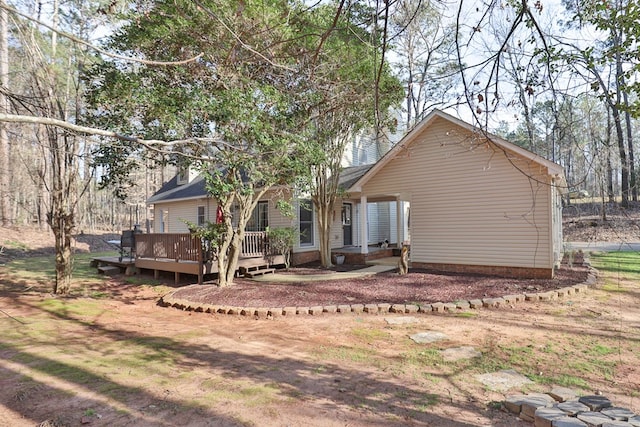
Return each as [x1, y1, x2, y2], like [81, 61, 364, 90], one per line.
[160, 210, 168, 233]
[246, 201, 268, 232]
[299, 199, 314, 246]
[197, 206, 206, 227]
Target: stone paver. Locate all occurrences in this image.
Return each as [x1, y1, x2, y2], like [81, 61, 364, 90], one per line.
[601, 407, 635, 421]
[535, 406, 568, 427]
[475, 369, 533, 392]
[440, 346, 481, 362]
[549, 387, 579, 403]
[385, 316, 419, 325]
[409, 331, 449, 344]
[579, 395, 613, 411]
[603, 422, 635, 427]
[576, 410, 618, 426]
[558, 401, 590, 416]
[505, 390, 638, 427]
[552, 417, 588, 427]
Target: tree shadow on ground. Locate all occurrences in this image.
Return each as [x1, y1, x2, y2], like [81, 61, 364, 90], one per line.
[0, 287, 489, 427]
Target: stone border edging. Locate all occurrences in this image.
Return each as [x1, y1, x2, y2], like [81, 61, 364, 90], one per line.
[504, 388, 640, 426]
[158, 260, 598, 319]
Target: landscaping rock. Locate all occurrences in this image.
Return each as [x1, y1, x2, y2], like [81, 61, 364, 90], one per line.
[601, 408, 635, 421]
[601, 422, 633, 427]
[579, 395, 613, 411]
[409, 331, 448, 344]
[557, 401, 590, 416]
[549, 387, 579, 402]
[364, 304, 378, 314]
[455, 300, 471, 310]
[535, 406, 569, 427]
[337, 305, 351, 313]
[441, 346, 481, 362]
[385, 316, 419, 325]
[475, 369, 533, 392]
[430, 302, 445, 312]
[577, 411, 616, 426]
[469, 299, 483, 309]
[552, 417, 588, 427]
[504, 394, 529, 414]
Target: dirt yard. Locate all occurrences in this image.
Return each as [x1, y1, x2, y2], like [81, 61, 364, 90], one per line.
[0, 202, 639, 426]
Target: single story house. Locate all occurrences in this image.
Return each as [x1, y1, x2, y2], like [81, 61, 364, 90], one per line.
[143, 109, 566, 279]
[343, 109, 566, 278]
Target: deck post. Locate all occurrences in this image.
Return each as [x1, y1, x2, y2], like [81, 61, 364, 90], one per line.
[175, 272, 180, 285]
[154, 269, 159, 279]
[197, 236, 204, 285]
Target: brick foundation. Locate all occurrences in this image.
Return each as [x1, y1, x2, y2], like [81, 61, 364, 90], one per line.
[410, 262, 554, 279]
[291, 250, 320, 266]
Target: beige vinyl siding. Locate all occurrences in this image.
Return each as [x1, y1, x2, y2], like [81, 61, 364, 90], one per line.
[153, 199, 214, 233]
[329, 203, 343, 249]
[362, 116, 554, 269]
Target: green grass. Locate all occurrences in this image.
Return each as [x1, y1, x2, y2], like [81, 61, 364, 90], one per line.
[5, 251, 117, 289]
[350, 327, 391, 341]
[591, 251, 640, 280]
[2, 239, 30, 250]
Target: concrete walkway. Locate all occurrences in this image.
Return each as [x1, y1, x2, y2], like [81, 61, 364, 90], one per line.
[251, 257, 398, 283]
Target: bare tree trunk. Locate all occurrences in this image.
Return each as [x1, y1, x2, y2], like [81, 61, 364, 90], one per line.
[624, 107, 636, 202]
[0, 0, 10, 226]
[316, 200, 334, 267]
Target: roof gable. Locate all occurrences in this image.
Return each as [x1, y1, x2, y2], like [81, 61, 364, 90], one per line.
[348, 109, 565, 191]
[147, 174, 208, 204]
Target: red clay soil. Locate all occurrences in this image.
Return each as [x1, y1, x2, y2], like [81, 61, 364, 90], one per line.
[165, 257, 590, 308]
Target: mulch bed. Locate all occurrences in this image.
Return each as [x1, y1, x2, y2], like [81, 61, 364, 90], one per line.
[165, 258, 590, 308]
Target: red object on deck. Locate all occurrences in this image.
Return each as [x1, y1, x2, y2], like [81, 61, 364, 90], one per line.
[216, 206, 224, 224]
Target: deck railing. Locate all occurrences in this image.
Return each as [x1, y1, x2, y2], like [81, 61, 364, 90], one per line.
[135, 231, 270, 262]
[136, 233, 202, 262]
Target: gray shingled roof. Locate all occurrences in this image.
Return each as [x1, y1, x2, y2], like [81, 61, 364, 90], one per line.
[338, 164, 374, 189]
[147, 164, 375, 204]
[147, 174, 208, 204]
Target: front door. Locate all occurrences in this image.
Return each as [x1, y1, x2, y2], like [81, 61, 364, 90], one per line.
[342, 203, 353, 246]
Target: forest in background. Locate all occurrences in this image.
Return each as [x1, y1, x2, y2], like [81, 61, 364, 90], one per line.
[0, 0, 639, 292]
[0, 0, 638, 231]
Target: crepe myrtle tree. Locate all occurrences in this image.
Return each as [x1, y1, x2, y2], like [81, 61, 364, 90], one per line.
[293, 1, 403, 267]
[84, 0, 323, 286]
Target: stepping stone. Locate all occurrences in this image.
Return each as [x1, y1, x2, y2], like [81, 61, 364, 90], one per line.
[441, 346, 481, 362]
[602, 422, 634, 427]
[385, 316, 419, 325]
[552, 417, 588, 427]
[558, 400, 590, 416]
[98, 265, 120, 276]
[475, 369, 533, 392]
[549, 387, 579, 402]
[577, 411, 616, 426]
[504, 394, 529, 414]
[601, 407, 635, 421]
[629, 416, 640, 427]
[409, 331, 449, 344]
[536, 407, 570, 427]
[519, 393, 557, 418]
[579, 395, 613, 411]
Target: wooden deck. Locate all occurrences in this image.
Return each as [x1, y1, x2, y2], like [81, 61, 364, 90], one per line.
[132, 232, 284, 284]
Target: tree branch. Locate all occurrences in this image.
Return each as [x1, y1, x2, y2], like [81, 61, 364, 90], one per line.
[0, 2, 203, 66]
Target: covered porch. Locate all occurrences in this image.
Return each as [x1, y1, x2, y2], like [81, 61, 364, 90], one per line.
[343, 192, 411, 259]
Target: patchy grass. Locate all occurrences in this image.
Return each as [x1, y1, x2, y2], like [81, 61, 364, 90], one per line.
[0, 250, 638, 425]
[4, 252, 116, 294]
[591, 251, 640, 280]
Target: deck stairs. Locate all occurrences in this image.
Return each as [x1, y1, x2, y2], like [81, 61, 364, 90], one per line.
[241, 265, 276, 278]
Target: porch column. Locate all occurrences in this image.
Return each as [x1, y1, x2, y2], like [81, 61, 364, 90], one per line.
[396, 198, 403, 246]
[360, 195, 368, 254]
